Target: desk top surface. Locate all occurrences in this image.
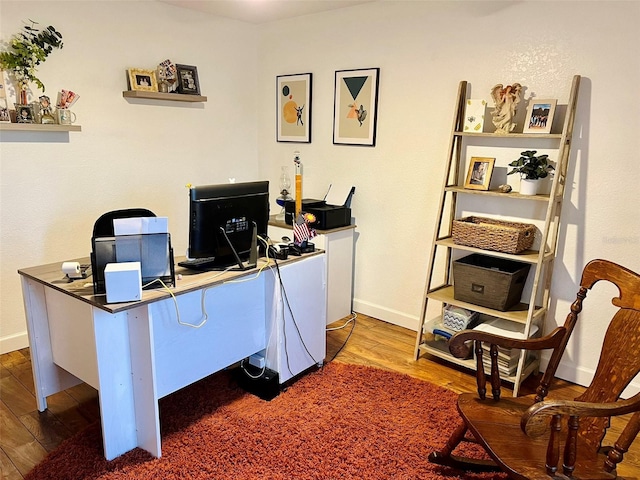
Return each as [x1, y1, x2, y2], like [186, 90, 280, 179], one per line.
[18, 252, 323, 315]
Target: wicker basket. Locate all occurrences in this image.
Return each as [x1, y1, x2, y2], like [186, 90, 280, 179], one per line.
[452, 216, 536, 254]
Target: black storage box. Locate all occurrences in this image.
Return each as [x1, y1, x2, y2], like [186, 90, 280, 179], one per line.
[453, 254, 531, 311]
[285, 199, 351, 230]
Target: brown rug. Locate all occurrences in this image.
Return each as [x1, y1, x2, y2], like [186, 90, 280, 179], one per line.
[25, 362, 506, 479]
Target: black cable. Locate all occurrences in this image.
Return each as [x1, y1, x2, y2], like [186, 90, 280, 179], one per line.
[272, 257, 321, 373]
[327, 315, 356, 362]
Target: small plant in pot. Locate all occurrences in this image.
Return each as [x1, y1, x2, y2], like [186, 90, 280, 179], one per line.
[507, 150, 554, 195]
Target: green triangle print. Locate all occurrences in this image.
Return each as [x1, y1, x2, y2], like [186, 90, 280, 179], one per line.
[344, 76, 368, 101]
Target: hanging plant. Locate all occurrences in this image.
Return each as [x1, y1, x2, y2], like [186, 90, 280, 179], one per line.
[0, 20, 63, 92]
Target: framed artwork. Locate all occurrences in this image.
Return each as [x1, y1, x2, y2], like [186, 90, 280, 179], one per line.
[176, 64, 201, 95]
[0, 99, 10, 123]
[333, 67, 379, 146]
[15, 103, 35, 123]
[463, 99, 486, 133]
[276, 73, 312, 143]
[128, 68, 158, 92]
[523, 99, 557, 134]
[464, 157, 495, 190]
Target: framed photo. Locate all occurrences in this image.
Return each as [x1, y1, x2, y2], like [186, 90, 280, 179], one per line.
[276, 73, 312, 143]
[463, 99, 486, 133]
[128, 68, 158, 92]
[175, 64, 200, 95]
[464, 157, 495, 190]
[0, 99, 10, 123]
[15, 103, 35, 124]
[333, 67, 379, 146]
[523, 99, 557, 134]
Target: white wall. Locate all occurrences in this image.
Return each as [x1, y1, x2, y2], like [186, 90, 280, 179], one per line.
[2, 0, 639, 390]
[256, 1, 640, 388]
[0, 0, 259, 352]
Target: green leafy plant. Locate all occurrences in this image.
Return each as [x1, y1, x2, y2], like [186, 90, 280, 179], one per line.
[507, 150, 555, 180]
[0, 20, 63, 91]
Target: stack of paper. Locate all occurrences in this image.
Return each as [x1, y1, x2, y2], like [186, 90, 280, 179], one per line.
[473, 319, 539, 375]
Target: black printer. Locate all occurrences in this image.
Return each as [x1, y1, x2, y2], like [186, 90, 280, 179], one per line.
[284, 187, 355, 230]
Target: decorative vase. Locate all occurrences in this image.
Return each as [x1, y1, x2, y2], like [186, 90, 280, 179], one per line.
[519, 178, 539, 196]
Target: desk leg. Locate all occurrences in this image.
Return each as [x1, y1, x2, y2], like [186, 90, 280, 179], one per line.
[93, 309, 142, 460]
[128, 306, 161, 458]
[21, 277, 82, 411]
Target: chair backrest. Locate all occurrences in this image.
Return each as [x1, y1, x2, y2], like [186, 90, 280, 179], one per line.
[568, 259, 640, 453]
[90, 208, 159, 295]
[92, 208, 156, 238]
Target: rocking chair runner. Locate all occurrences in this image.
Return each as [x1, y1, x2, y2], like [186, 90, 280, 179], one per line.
[429, 259, 640, 479]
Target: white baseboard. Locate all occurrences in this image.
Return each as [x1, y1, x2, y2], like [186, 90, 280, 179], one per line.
[0, 331, 29, 354]
[352, 298, 418, 331]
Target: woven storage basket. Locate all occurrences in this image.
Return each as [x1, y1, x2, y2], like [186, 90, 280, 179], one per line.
[452, 216, 536, 254]
[453, 254, 531, 311]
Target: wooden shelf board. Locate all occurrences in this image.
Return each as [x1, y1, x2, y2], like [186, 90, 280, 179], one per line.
[434, 237, 554, 264]
[418, 340, 540, 384]
[454, 131, 563, 139]
[425, 285, 545, 324]
[122, 90, 207, 102]
[445, 186, 550, 202]
[0, 123, 81, 132]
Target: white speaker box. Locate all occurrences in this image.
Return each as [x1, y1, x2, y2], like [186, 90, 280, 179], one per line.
[104, 261, 142, 303]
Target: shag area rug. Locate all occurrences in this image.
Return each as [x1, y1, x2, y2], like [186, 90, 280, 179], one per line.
[26, 362, 507, 479]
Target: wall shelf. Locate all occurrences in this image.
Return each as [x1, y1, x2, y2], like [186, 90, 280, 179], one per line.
[122, 90, 207, 103]
[0, 123, 81, 132]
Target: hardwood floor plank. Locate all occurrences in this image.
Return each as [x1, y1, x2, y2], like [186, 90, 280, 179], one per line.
[0, 448, 23, 480]
[0, 402, 48, 476]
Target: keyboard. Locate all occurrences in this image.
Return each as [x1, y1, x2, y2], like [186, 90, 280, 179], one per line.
[178, 257, 218, 270]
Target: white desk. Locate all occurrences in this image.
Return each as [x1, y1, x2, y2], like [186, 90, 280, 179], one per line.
[269, 216, 355, 324]
[18, 253, 326, 460]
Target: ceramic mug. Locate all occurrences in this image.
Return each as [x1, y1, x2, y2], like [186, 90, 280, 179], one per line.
[57, 109, 76, 125]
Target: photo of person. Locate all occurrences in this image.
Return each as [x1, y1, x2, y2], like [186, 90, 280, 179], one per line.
[16, 105, 34, 123]
[470, 161, 488, 185]
[464, 157, 495, 190]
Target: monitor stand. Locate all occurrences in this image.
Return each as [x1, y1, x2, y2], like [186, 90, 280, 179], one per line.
[220, 222, 257, 271]
[178, 223, 258, 272]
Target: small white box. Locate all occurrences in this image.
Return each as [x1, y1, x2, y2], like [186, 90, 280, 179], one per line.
[104, 262, 142, 303]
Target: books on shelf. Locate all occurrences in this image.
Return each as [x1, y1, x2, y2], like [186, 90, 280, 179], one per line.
[473, 319, 539, 375]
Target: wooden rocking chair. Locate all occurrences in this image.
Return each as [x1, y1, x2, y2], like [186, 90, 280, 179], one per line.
[428, 259, 640, 479]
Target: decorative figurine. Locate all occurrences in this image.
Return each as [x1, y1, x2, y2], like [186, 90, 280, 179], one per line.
[39, 95, 55, 124]
[490, 83, 522, 134]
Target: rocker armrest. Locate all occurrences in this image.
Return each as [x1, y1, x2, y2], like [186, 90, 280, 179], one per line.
[448, 327, 567, 359]
[521, 392, 640, 437]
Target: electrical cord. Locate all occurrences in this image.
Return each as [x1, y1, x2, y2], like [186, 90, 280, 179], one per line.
[326, 312, 357, 363]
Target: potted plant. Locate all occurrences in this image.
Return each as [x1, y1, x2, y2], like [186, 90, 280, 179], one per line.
[0, 20, 63, 104]
[507, 150, 554, 195]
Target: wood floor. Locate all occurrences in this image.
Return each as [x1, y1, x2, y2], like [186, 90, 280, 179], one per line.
[2, 313, 639, 479]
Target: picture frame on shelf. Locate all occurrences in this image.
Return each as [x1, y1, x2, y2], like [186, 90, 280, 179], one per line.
[0, 99, 10, 123]
[175, 64, 201, 95]
[463, 99, 486, 133]
[15, 103, 35, 123]
[464, 157, 495, 190]
[128, 68, 158, 92]
[333, 67, 379, 146]
[276, 72, 312, 143]
[523, 99, 557, 134]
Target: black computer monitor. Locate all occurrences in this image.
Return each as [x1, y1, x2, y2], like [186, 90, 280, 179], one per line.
[179, 181, 269, 271]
